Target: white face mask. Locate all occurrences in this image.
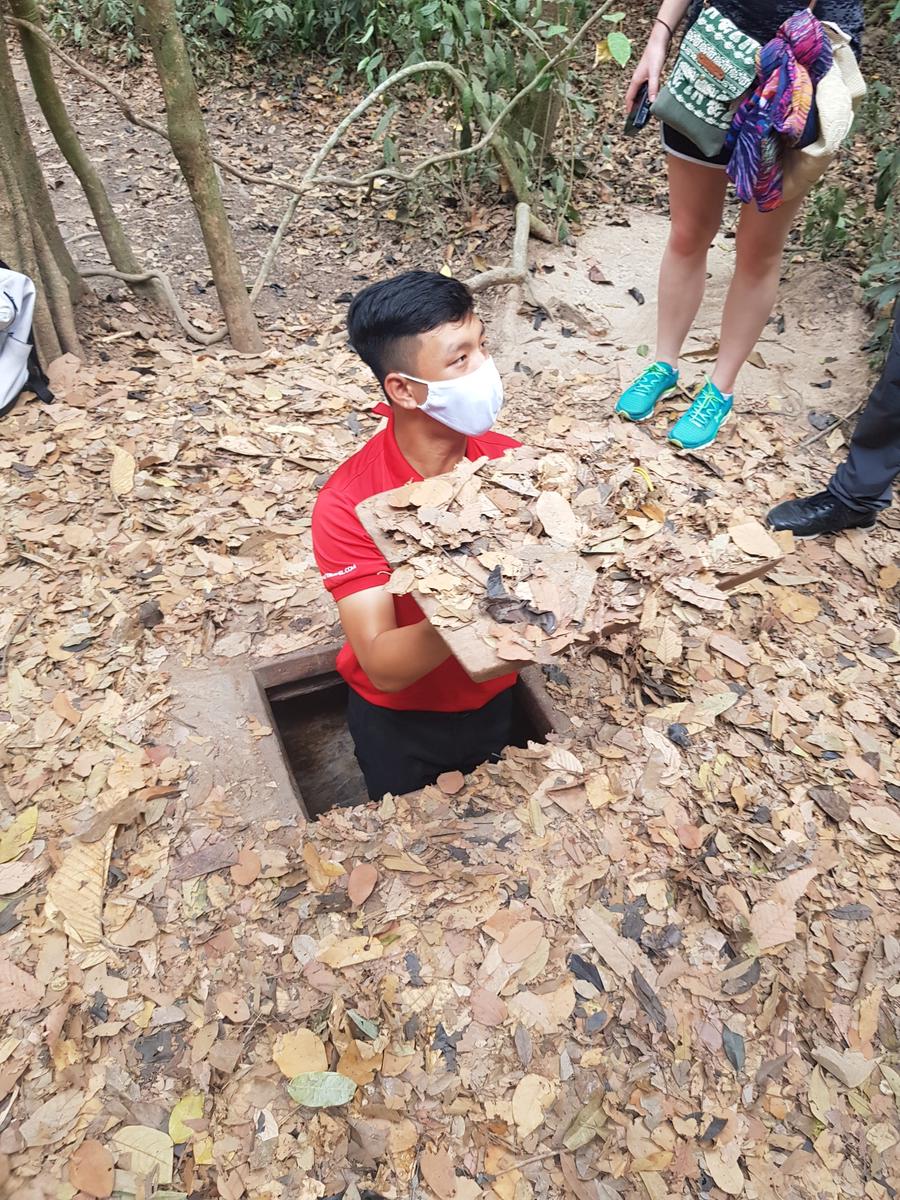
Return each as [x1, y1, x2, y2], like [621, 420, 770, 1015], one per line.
[398, 356, 504, 437]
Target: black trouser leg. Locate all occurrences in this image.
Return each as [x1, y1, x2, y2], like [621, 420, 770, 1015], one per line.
[346, 687, 515, 802]
[828, 302, 900, 513]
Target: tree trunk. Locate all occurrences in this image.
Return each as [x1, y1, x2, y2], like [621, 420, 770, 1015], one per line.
[0, 130, 63, 362]
[9, 0, 163, 306]
[0, 7, 81, 303]
[0, 9, 80, 360]
[141, 0, 262, 352]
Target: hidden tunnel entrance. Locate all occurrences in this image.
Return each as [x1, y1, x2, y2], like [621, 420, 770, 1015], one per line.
[253, 643, 571, 820]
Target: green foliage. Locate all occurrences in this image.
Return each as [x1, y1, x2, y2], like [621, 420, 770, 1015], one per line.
[46, 0, 143, 62]
[860, 4, 900, 355]
[803, 184, 857, 258]
[861, 144, 900, 348]
[802, 1, 900, 362]
[47, 0, 230, 64]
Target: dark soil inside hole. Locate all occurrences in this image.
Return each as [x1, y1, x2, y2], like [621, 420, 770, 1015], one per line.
[267, 675, 548, 818]
[268, 680, 368, 818]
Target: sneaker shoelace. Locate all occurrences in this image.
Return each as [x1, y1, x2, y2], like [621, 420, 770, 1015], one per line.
[686, 387, 722, 427]
[635, 364, 670, 394]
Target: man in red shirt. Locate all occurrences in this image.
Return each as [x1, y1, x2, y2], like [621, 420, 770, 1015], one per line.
[312, 271, 521, 801]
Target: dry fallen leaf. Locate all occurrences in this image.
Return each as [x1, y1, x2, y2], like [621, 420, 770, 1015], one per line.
[0, 859, 38, 895]
[420, 1146, 458, 1200]
[168, 1092, 205, 1144]
[229, 847, 262, 886]
[409, 477, 454, 507]
[303, 842, 345, 891]
[0, 805, 38, 864]
[774, 587, 821, 624]
[347, 862, 378, 905]
[45, 832, 114, 946]
[386, 564, 417, 595]
[216, 990, 250, 1023]
[563, 1092, 607, 1151]
[273, 1028, 328, 1077]
[20, 1088, 89, 1148]
[484, 1144, 521, 1200]
[68, 1139, 115, 1199]
[749, 900, 797, 952]
[535, 490, 579, 546]
[0, 958, 43, 1015]
[812, 1046, 877, 1088]
[852, 804, 900, 843]
[507, 980, 576, 1033]
[499, 920, 545, 964]
[318, 935, 384, 969]
[512, 1073, 557, 1140]
[704, 1142, 745, 1195]
[108, 904, 157, 948]
[575, 906, 657, 984]
[111, 1126, 174, 1186]
[110, 445, 136, 498]
[808, 1065, 833, 1122]
[728, 519, 782, 559]
[437, 770, 465, 794]
[470, 988, 508, 1027]
[287, 1071, 357, 1108]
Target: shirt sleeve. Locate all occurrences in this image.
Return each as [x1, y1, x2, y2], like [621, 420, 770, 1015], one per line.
[312, 487, 391, 602]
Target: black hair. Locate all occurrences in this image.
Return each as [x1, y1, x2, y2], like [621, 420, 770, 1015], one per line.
[347, 270, 474, 387]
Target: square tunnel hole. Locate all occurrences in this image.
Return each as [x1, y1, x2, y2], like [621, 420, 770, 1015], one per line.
[253, 644, 572, 820]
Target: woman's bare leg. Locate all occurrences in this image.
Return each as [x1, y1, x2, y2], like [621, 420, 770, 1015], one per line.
[655, 155, 729, 369]
[711, 194, 806, 395]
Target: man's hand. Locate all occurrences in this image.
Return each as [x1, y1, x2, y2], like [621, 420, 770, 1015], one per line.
[337, 587, 451, 693]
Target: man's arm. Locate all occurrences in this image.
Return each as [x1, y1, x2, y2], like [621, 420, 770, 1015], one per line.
[337, 587, 451, 693]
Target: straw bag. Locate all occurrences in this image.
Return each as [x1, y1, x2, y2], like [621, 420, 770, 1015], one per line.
[782, 22, 866, 202]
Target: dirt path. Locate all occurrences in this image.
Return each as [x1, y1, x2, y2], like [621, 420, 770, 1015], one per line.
[499, 209, 868, 412]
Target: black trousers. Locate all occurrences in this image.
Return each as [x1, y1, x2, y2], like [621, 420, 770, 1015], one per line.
[828, 302, 900, 514]
[346, 686, 515, 802]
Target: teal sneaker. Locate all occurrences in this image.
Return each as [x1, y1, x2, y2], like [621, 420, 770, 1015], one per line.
[615, 361, 679, 422]
[667, 377, 733, 451]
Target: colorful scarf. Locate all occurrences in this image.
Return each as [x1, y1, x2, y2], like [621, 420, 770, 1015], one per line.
[726, 10, 833, 212]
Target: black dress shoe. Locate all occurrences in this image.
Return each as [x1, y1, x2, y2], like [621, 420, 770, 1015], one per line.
[767, 490, 878, 538]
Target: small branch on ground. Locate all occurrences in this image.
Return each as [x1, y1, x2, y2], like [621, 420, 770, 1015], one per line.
[0, 612, 29, 678]
[79, 267, 225, 345]
[490, 1149, 560, 1177]
[466, 202, 532, 293]
[799, 402, 865, 448]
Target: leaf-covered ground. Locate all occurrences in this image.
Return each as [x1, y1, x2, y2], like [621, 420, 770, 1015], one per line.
[2, 278, 898, 1196]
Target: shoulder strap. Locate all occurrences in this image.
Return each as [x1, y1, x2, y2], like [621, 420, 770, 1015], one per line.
[26, 342, 54, 405]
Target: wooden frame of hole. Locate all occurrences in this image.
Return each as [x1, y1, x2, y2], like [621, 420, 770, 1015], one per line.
[252, 642, 573, 820]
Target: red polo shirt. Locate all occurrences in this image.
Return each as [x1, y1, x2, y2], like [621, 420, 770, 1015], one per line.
[312, 404, 521, 711]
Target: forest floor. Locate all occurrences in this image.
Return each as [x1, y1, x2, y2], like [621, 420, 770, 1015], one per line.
[1, 11, 899, 1200]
